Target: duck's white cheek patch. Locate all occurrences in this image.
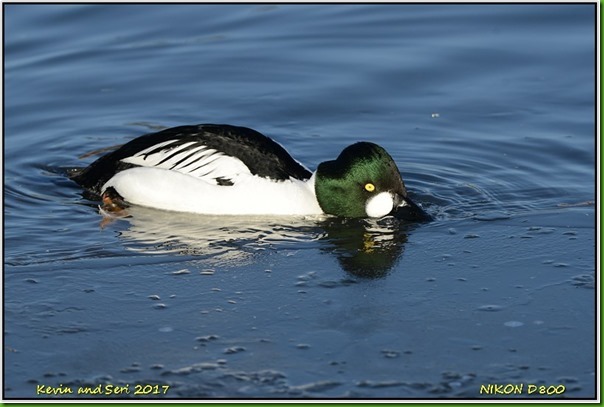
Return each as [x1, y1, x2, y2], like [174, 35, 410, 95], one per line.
[365, 192, 395, 218]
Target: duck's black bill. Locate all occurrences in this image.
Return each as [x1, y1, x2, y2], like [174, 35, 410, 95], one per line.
[393, 197, 432, 222]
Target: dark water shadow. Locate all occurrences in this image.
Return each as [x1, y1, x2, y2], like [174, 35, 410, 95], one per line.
[317, 216, 423, 278]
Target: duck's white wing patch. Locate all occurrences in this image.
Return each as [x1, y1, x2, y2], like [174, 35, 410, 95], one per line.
[120, 139, 251, 185]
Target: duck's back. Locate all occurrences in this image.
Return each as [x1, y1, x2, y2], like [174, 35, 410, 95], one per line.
[71, 124, 312, 195]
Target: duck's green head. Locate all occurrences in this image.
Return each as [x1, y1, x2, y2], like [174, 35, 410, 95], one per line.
[315, 142, 423, 219]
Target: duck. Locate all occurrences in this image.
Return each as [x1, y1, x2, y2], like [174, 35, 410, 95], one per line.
[70, 123, 428, 219]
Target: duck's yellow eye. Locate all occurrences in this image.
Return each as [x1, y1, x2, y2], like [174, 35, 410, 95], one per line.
[364, 183, 375, 192]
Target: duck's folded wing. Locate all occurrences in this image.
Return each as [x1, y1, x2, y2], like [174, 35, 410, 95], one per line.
[71, 124, 312, 194]
[120, 139, 250, 187]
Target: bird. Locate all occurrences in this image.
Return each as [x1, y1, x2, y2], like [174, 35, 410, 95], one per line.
[70, 123, 428, 219]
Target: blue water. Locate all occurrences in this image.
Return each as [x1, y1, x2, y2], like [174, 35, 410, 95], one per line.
[4, 4, 597, 400]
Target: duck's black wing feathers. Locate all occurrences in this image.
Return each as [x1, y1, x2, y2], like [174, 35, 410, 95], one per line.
[70, 124, 312, 195]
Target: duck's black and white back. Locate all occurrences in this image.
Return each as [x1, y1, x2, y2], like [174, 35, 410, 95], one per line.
[72, 125, 311, 192]
[71, 124, 325, 216]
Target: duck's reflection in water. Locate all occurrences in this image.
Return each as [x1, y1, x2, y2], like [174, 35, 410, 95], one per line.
[318, 216, 415, 278]
[324, 201, 430, 277]
[104, 203, 428, 277]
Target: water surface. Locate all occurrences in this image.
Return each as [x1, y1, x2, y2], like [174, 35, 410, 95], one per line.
[4, 4, 596, 399]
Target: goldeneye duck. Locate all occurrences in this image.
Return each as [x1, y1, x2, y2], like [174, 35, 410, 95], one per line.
[70, 124, 427, 219]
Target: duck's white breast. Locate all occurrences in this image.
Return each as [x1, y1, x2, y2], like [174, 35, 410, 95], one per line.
[103, 167, 323, 216]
